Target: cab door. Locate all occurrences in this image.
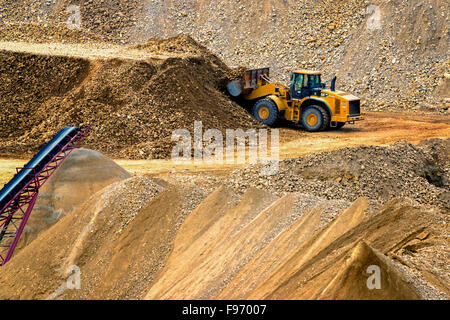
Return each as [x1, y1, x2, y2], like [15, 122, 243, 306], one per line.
[290, 73, 304, 100]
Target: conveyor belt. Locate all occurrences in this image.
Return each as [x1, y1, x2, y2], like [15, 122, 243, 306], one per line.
[0, 126, 90, 265]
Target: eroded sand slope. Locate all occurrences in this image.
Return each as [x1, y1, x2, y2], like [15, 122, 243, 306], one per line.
[0, 148, 447, 300]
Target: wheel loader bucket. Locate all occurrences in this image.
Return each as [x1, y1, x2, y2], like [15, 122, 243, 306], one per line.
[243, 67, 270, 89]
[227, 80, 243, 97]
[226, 67, 270, 97]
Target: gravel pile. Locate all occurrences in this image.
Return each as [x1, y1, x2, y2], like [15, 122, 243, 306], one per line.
[0, 0, 139, 43]
[1, 0, 447, 113]
[226, 138, 450, 208]
[0, 22, 102, 43]
[291, 194, 351, 227]
[94, 175, 166, 232]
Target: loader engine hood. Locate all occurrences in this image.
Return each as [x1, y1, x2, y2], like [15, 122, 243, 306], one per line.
[321, 89, 360, 101]
[321, 89, 361, 116]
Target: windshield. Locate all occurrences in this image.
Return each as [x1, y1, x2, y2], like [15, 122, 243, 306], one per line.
[307, 75, 321, 88]
[291, 73, 322, 90]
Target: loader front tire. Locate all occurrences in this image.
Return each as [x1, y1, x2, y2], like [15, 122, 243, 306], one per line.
[301, 105, 330, 132]
[252, 99, 278, 126]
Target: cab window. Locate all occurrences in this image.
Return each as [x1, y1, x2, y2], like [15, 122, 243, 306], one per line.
[292, 73, 304, 91]
[307, 74, 321, 88]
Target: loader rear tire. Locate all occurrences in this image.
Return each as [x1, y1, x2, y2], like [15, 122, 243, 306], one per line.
[301, 105, 330, 132]
[252, 99, 278, 126]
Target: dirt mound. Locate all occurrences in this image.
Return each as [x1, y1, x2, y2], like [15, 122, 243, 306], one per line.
[0, 173, 446, 299]
[227, 138, 450, 208]
[418, 138, 450, 167]
[144, 192, 446, 300]
[0, 35, 260, 159]
[131, 36, 212, 57]
[0, 50, 90, 139]
[17, 148, 131, 252]
[316, 241, 421, 300]
[0, 176, 167, 299]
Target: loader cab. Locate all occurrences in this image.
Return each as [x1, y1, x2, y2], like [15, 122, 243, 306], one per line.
[290, 70, 323, 99]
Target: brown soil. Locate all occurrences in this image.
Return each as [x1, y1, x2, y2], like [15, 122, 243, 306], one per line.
[145, 195, 442, 300]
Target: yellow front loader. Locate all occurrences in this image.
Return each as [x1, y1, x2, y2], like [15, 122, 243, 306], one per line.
[227, 68, 364, 131]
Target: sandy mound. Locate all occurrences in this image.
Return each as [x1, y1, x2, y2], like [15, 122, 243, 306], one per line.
[0, 174, 446, 300]
[144, 193, 445, 300]
[0, 176, 166, 299]
[16, 148, 131, 252]
[317, 241, 421, 300]
[0, 35, 260, 159]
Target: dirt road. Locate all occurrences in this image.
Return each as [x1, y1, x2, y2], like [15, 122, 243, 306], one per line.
[1, 111, 449, 185]
[0, 41, 178, 60]
[279, 111, 450, 158]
